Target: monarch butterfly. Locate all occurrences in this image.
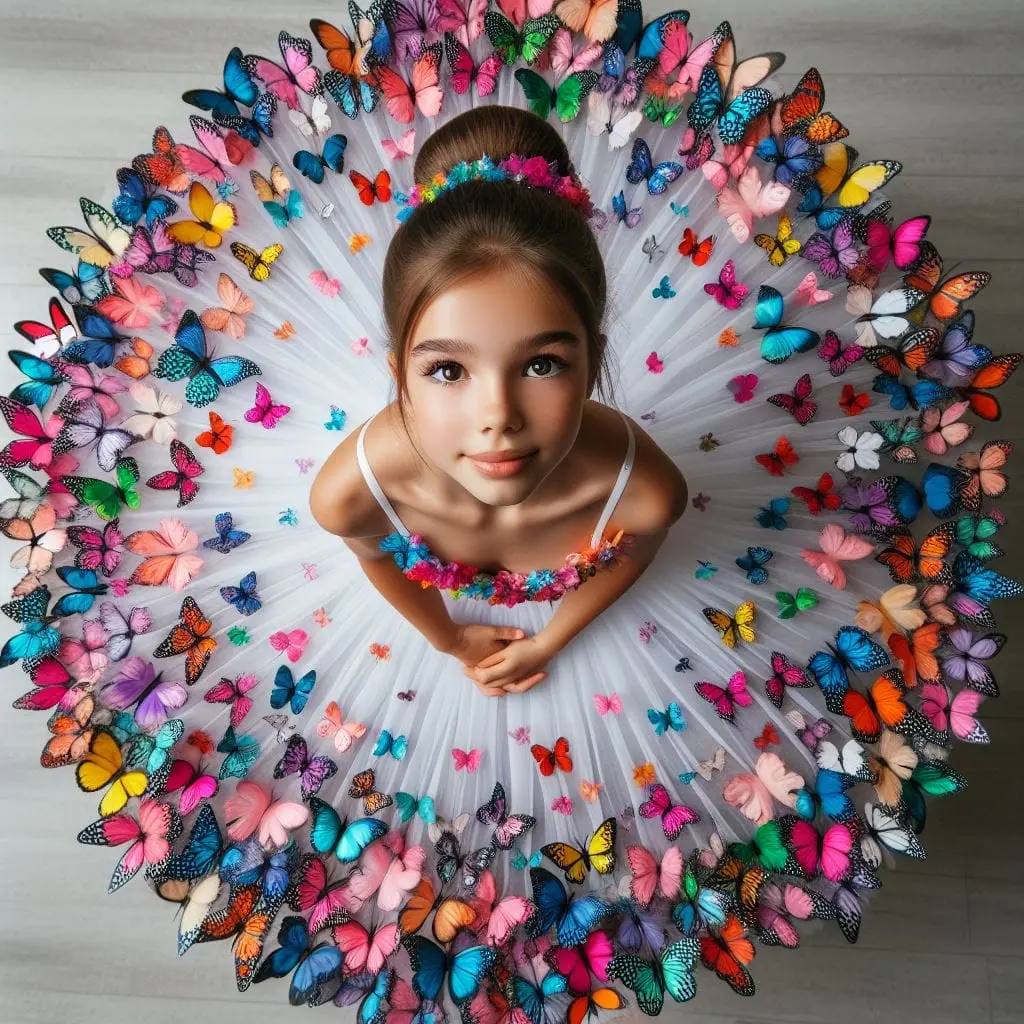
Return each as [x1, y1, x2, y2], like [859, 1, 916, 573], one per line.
[887, 622, 942, 688]
[874, 524, 953, 585]
[541, 816, 617, 884]
[230, 241, 284, 282]
[702, 601, 757, 648]
[153, 596, 217, 685]
[956, 354, 1020, 422]
[779, 67, 849, 144]
[698, 914, 755, 996]
[903, 242, 991, 323]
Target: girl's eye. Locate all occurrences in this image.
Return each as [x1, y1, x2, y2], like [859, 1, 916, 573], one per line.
[422, 355, 568, 387]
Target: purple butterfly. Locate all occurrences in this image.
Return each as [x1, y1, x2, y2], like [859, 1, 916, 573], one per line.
[616, 896, 668, 952]
[55, 399, 137, 473]
[756, 134, 822, 185]
[840, 480, 900, 533]
[940, 627, 1005, 698]
[98, 655, 187, 729]
[475, 781, 536, 850]
[98, 600, 152, 661]
[818, 330, 864, 377]
[802, 215, 859, 279]
[704, 258, 749, 309]
[68, 518, 124, 576]
[767, 372, 817, 425]
[795, 714, 832, 752]
[765, 651, 812, 708]
[919, 312, 992, 385]
[272, 733, 337, 799]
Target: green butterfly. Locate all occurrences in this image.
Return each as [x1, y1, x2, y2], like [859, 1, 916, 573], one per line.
[483, 11, 560, 66]
[126, 718, 185, 792]
[954, 513, 1004, 561]
[775, 587, 820, 618]
[728, 820, 791, 872]
[514, 68, 599, 123]
[606, 937, 700, 1015]
[217, 726, 260, 779]
[642, 93, 686, 128]
[61, 457, 141, 521]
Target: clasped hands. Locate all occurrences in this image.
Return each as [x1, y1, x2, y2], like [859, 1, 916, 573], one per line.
[443, 622, 557, 697]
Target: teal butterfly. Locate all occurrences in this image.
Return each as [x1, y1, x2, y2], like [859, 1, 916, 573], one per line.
[755, 496, 791, 530]
[126, 718, 186, 790]
[695, 561, 718, 580]
[954, 513, 1005, 561]
[776, 587, 820, 618]
[307, 796, 387, 863]
[652, 275, 676, 299]
[753, 286, 820, 364]
[511, 845, 542, 871]
[647, 702, 686, 735]
[395, 792, 436, 824]
[0, 587, 61, 668]
[324, 405, 346, 431]
[513, 68, 599, 123]
[670, 201, 689, 216]
[606, 937, 700, 1014]
[217, 725, 260, 779]
[373, 728, 408, 760]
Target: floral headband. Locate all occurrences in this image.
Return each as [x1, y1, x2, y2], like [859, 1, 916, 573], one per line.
[394, 152, 594, 222]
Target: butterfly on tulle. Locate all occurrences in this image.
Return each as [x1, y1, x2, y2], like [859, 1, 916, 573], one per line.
[606, 936, 700, 1015]
[350, 168, 392, 205]
[695, 670, 753, 722]
[702, 601, 756, 649]
[243, 31, 322, 111]
[704, 258, 748, 309]
[753, 285, 820, 364]
[182, 45, 275, 143]
[610, 189, 643, 228]
[639, 783, 699, 841]
[647, 701, 686, 735]
[231, 241, 284, 282]
[919, 311, 991, 386]
[253, 914, 343, 1007]
[513, 66, 600, 123]
[308, 17, 383, 119]
[902, 242, 991, 323]
[775, 588, 820, 622]
[444, 34, 502, 97]
[735, 545, 773, 585]
[476, 780, 536, 849]
[807, 626, 889, 714]
[98, 657, 187, 731]
[306, 796, 387, 865]
[753, 210, 803, 267]
[755, 496, 790, 530]
[6, 349, 68, 411]
[484, 10, 561, 66]
[150, 597, 217, 686]
[202, 511, 250, 553]
[145, 439, 205, 507]
[243, 382, 291, 430]
[625, 137, 684, 194]
[767, 373, 817, 426]
[251, 164, 304, 228]
[292, 133, 348, 184]
[801, 215, 859, 280]
[218, 570, 262, 616]
[401, 934, 497, 1006]
[365, 42, 444, 124]
[47, 197, 133, 270]
[755, 436, 799, 476]
[270, 666, 318, 716]
[531, 736, 573, 777]
[373, 728, 408, 760]
[798, 144, 902, 230]
[347, 767, 393, 816]
[541, 816, 617, 885]
[763, 651, 812, 708]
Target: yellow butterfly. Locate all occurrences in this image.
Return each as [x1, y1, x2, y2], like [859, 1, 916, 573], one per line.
[541, 816, 617, 885]
[702, 600, 757, 648]
[167, 182, 237, 248]
[47, 198, 132, 269]
[813, 142, 901, 210]
[231, 241, 284, 282]
[75, 729, 148, 817]
[754, 211, 802, 267]
[233, 468, 255, 489]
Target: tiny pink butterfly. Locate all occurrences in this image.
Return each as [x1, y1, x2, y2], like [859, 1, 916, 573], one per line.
[508, 726, 531, 745]
[728, 373, 759, 403]
[309, 269, 341, 297]
[312, 607, 331, 627]
[302, 562, 319, 581]
[646, 352, 664, 373]
[451, 747, 482, 772]
[351, 336, 370, 356]
[795, 271, 833, 306]
[381, 127, 416, 160]
[704, 259, 749, 309]
[551, 795, 574, 815]
[593, 693, 623, 716]
[269, 628, 308, 662]
[638, 620, 658, 644]
[296, 458, 315, 473]
[245, 382, 291, 430]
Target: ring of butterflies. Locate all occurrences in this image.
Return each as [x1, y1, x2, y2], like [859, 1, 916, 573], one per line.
[1, 0, 1021, 1019]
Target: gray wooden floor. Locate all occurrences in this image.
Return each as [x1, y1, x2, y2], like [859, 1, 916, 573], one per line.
[1, 2, 1022, 1022]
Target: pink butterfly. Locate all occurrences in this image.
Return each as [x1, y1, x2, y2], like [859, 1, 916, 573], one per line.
[677, 125, 715, 173]
[344, 838, 425, 913]
[626, 844, 683, 908]
[59, 619, 109, 684]
[446, 35, 502, 96]
[795, 271, 833, 306]
[920, 399, 973, 455]
[292, 853, 352, 932]
[508, 726, 531, 745]
[0, 397, 65, 469]
[467, 869, 536, 947]
[351, 336, 370, 356]
[145, 439, 205, 507]
[332, 919, 402, 975]
[296, 458, 315, 473]
[920, 683, 988, 743]
[161, 295, 187, 334]
[381, 127, 416, 159]
[203, 672, 258, 728]
[435, 0, 488, 47]
[269, 628, 309, 662]
[715, 164, 791, 244]
[452, 747, 482, 772]
[316, 701, 366, 752]
[180, 116, 254, 183]
[243, 31, 322, 110]
[543, 27, 603, 73]
[302, 562, 319, 581]
[309, 269, 341, 297]
[920, 583, 957, 627]
[704, 259, 749, 309]
[728, 372, 759, 403]
[244, 382, 291, 430]
[756, 881, 822, 947]
[765, 651, 811, 708]
[702, 139, 758, 190]
[818, 330, 864, 377]
[785, 817, 857, 882]
[864, 215, 931, 274]
[767, 373, 817, 425]
[223, 779, 308, 847]
[124, 517, 203, 592]
[695, 670, 752, 722]
[638, 782, 700, 840]
[4, 504, 67, 576]
[593, 692, 623, 716]
[76, 797, 179, 893]
[698, 830, 726, 869]
[312, 607, 331, 628]
[800, 524, 874, 590]
[14, 296, 78, 358]
[551, 795, 574, 815]
[59, 363, 127, 421]
[67, 518, 122, 578]
[95, 275, 166, 328]
[722, 752, 805, 826]
[163, 741, 219, 816]
[549, 930, 616, 993]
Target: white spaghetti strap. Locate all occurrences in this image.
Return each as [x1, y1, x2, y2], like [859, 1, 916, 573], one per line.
[590, 411, 636, 549]
[355, 414, 411, 538]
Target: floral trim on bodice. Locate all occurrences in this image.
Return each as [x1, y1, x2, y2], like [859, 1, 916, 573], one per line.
[378, 529, 636, 606]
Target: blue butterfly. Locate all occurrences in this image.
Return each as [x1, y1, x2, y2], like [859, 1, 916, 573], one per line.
[395, 792, 436, 824]
[51, 566, 107, 618]
[687, 64, 774, 144]
[0, 586, 61, 668]
[160, 804, 223, 881]
[794, 768, 857, 823]
[950, 552, 1022, 628]
[203, 512, 251, 553]
[677, 770, 697, 784]
[872, 373, 950, 412]
[921, 463, 963, 518]
[670, 201, 689, 216]
[511, 845, 543, 870]
[324, 70, 381, 121]
[513, 968, 571, 1024]
[674, 657, 692, 673]
[611, 190, 643, 228]
[626, 138, 683, 195]
[324, 405, 346, 431]
[220, 570, 261, 616]
[648, 702, 686, 735]
[652, 276, 676, 299]
[270, 665, 317, 715]
[527, 867, 614, 948]
[253, 915, 344, 1006]
[217, 725, 260, 779]
[279, 508, 299, 526]
[112, 168, 179, 229]
[61, 307, 128, 368]
[755, 496, 791, 530]
[736, 545, 773, 585]
[7, 352, 67, 409]
[307, 796, 387, 863]
[293, 134, 348, 185]
[753, 286, 820, 364]
[334, 969, 393, 1024]
[694, 560, 718, 580]
[373, 728, 408, 760]
[672, 866, 729, 936]
[402, 935, 497, 1005]
[155, 309, 263, 408]
[756, 135, 822, 186]
[807, 626, 889, 714]
[888, 475, 924, 523]
[183, 47, 276, 144]
[39, 261, 108, 304]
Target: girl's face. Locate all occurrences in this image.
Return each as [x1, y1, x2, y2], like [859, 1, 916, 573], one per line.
[391, 265, 595, 508]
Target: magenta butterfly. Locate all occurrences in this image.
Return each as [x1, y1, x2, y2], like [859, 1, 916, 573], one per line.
[639, 782, 700, 840]
[863, 215, 931, 274]
[765, 651, 812, 708]
[245, 382, 291, 429]
[145, 438, 205, 506]
[67, 519, 124, 576]
[695, 670, 752, 722]
[818, 330, 863, 377]
[445, 35, 502, 97]
[783, 815, 858, 883]
[289, 852, 351, 932]
[163, 747, 219, 816]
[243, 31, 322, 110]
[203, 672, 259, 728]
[704, 259, 749, 309]
[767, 373, 817, 425]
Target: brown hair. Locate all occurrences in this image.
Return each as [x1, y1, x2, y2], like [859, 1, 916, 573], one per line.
[382, 105, 615, 437]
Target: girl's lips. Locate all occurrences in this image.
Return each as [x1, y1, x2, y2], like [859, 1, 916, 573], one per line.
[467, 452, 536, 478]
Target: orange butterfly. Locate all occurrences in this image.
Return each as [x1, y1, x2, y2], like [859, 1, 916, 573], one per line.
[133, 125, 192, 194]
[167, 182, 237, 248]
[699, 914, 755, 996]
[124, 518, 204, 590]
[398, 876, 475, 942]
[568, 989, 626, 1024]
[839, 384, 869, 416]
[274, 321, 296, 341]
[369, 642, 391, 661]
[678, 227, 714, 266]
[956, 440, 1011, 512]
[200, 273, 253, 340]
[349, 169, 392, 206]
[755, 436, 798, 476]
[887, 622, 942, 688]
[153, 596, 217, 685]
[779, 67, 849, 144]
[41, 694, 95, 767]
[115, 337, 154, 379]
[530, 736, 573, 777]
[365, 43, 444, 123]
[874, 524, 953, 585]
[198, 881, 269, 989]
[195, 411, 233, 455]
[903, 242, 991, 322]
[958, 354, 1020, 422]
[840, 668, 926, 744]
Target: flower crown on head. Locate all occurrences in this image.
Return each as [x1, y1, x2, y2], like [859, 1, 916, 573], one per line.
[394, 152, 594, 222]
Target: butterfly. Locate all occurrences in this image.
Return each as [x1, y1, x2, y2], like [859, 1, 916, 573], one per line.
[155, 309, 262, 408]
[315, 701, 366, 752]
[251, 164, 305, 228]
[698, 914, 756, 996]
[484, 10, 561, 66]
[902, 242, 991, 323]
[75, 729, 149, 818]
[253, 915, 343, 1007]
[215, 569, 261, 616]
[272, 735, 338, 801]
[606, 936, 699, 1014]
[727, 373, 758, 403]
[541, 816, 617, 885]
[240, 382, 291, 431]
[269, 665, 318, 716]
[755, 496, 790, 530]
[652, 276, 676, 299]
[452, 747, 482, 772]
[350, 168, 392, 205]
[956, 440, 1011, 513]
[624, 137, 684, 195]
[874, 524, 953, 586]
[839, 384, 871, 417]
[512, 66, 600, 123]
[587, 87, 644, 151]
[380, 127, 416, 159]
[181, 44, 269, 137]
[193, 411, 234, 456]
[801, 215, 859, 280]
[704, 258, 748, 309]
[202, 512, 250, 554]
[677, 227, 714, 265]
[166, 182, 237, 249]
[938, 627, 1005, 699]
[47, 198, 133, 270]
[98, 657, 188, 731]
[373, 728, 408, 760]
[736, 545, 774, 585]
[781, 815, 858, 884]
[753, 285, 820, 364]
[800, 524, 874, 590]
[767, 373, 817, 425]
[151, 596, 216, 685]
[594, 692, 623, 715]
[778, 66, 848, 143]
[526, 735, 573, 778]
[243, 31, 322, 111]
[795, 271, 834, 306]
[145, 439, 205, 507]
[307, 796, 388, 865]
[754, 211, 802, 266]
[807, 626, 890, 714]
[715, 164, 791, 244]
[402, 934, 497, 1006]
[366, 42, 445, 123]
[203, 672, 258, 729]
[702, 601, 756, 649]
[647, 702, 686, 735]
[695, 670, 753, 722]
[790, 472, 840, 516]
[231, 241, 284, 282]
[292, 133, 348, 183]
[309, 18, 383, 118]
[639, 783, 699, 840]
[798, 144, 902, 229]
[775, 589, 820, 622]
[755, 436, 799, 476]
[610, 189, 643, 228]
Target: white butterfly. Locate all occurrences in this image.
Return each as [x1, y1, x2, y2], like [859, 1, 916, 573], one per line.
[815, 737, 869, 779]
[586, 90, 643, 151]
[289, 94, 332, 136]
[859, 802, 924, 868]
[697, 747, 726, 781]
[120, 382, 183, 445]
[846, 283, 925, 347]
[835, 426, 884, 473]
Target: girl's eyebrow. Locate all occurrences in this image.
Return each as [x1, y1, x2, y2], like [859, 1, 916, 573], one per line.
[411, 330, 581, 357]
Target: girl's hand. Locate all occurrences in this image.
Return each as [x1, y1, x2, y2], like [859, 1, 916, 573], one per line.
[445, 624, 528, 698]
[462, 635, 554, 694]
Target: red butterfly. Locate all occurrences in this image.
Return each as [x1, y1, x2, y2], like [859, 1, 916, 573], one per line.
[767, 373, 817, 425]
[145, 439, 205, 507]
[753, 723, 780, 751]
[957, 353, 1020, 422]
[790, 472, 841, 515]
[530, 736, 573, 777]
[678, 227, 715, 266]
[349, 169, 392, 206]
[755, 436, 799, 476]
[839, 384, 870, 416]
[699, 914, 755, 996]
